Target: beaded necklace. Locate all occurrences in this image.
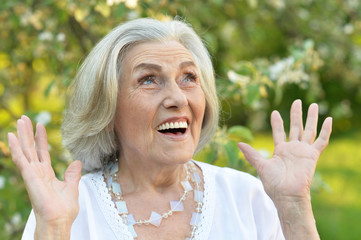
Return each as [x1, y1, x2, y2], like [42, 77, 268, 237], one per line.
[104, 160, 203, 240]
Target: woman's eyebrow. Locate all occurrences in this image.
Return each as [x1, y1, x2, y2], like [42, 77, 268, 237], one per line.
[134, 63, 162, 71]
[134, 61, 195, 72]
[180, 61, 196, 69]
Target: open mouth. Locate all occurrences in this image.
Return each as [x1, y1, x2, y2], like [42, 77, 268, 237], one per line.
[157, 121, 188, 135]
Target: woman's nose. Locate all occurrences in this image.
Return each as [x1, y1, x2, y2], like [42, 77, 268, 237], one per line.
[162, 83, 188, 109]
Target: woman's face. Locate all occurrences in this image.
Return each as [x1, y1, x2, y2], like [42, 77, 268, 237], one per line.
[114, 41, 206, 166]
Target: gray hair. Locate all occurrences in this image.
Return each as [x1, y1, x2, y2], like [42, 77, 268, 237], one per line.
[62, 18, 219, 172]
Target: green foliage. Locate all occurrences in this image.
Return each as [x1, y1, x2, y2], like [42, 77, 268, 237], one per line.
[251, 132, 361, 239]
[1, 0, 360, 239]
[194, 125, 256, 175]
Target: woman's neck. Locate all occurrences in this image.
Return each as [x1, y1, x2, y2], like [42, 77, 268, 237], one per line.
[116, 155, 188, 194]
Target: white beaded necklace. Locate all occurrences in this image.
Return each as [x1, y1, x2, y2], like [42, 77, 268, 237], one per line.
[104, 160, 203, 240]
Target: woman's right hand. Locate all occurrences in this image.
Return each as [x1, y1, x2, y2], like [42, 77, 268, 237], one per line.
[8, 115, 82, 239]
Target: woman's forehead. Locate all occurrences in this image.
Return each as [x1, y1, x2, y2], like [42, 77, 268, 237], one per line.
[123, 41, 196, 70]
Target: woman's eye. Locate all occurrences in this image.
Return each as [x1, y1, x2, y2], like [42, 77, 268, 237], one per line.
[184, 73, 198, 83]
[139, 76, 156, 85]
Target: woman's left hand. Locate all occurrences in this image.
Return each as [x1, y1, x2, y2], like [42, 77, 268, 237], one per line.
[237, 99, 332, 202]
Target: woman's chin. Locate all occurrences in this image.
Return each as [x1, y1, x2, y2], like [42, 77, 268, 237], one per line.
[154, 149, 195, 166]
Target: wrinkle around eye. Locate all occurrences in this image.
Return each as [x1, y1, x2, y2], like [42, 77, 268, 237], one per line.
[137, 75, 157, 86]
[178, 72, 199, 87]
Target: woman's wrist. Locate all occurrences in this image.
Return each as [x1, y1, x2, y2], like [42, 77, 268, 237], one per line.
[34, 218, 73, 240]
[273, 197, 320, 240]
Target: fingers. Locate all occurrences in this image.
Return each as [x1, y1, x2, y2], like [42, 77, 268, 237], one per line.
[64, 161, 82, 186]
[301, 103, 318, 144]
[35, 123, 51, 164]
[22, 115, 35, 140]
[271, 111, 286, 146]
[17, 116, 37, 163]
[275, 101, 331, 149]
[8, 132, 28, 172]
[313, 117, 332, 152]
[289, 99, 303, 141]
[237, 142, 264, 170]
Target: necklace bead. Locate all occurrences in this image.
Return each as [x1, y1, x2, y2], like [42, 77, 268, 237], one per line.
[105, 160, 203, 240]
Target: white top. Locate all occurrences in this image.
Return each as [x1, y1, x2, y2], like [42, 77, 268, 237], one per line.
[22, 161, 285, 240]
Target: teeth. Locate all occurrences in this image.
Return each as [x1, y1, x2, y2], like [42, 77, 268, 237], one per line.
[157, 121, 188, 131]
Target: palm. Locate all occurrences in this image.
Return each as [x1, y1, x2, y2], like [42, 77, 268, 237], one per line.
[238, 100, 332, 201]
[259, 141, 319, 200]
[8, 116, 82, 225]
[22, 159, 79, 223]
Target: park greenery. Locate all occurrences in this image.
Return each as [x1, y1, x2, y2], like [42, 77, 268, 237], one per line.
[0, 0, 360, 239]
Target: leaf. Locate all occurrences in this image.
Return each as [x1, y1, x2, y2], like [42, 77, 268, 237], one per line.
[223, 141, 239, 167]
[194, 145, 218, 164]
[303, 39, 314, 50]
[235, 61, 256, 77]
[227, 125, 253, 142]
[44, 80, 55, 97]
[74, 7, 90, 22]
[95, 3, 111, 18]
[0, 52, 10, 69]
[32, 58, 47, 73]
[245, 83, 261, 106]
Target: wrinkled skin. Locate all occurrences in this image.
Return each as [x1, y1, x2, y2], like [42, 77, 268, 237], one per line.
[8, 116, 82, 238]
[8, 99, 332, 239]
[238, 100, 332, 202]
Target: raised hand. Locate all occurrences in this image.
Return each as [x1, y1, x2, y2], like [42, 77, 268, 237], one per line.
[237, 100, 332, 201]
[8, 116, 82, 238]
[237, 100, 332, 239]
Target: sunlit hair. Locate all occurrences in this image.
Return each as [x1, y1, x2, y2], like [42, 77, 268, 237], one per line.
[62, 18, 219, 172]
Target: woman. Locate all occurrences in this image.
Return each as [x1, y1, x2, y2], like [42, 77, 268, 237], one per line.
[8, 18, 332, 240]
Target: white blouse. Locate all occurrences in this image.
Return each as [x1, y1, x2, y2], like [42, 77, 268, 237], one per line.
[22, 161, 285, 240]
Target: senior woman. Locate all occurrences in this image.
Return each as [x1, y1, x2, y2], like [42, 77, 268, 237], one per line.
[8, 18, 332, 240]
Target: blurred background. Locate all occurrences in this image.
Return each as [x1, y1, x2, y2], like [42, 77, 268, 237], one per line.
[0, 0, 360, 239]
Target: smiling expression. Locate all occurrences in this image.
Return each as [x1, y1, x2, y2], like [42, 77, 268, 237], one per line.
[114, 41, 206, 166]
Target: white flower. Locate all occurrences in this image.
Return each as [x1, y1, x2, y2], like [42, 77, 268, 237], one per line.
[126, 10, 139, 20]
[227, 70, 250, 85]
[277, 68, 309, 87]
[125, 0, 138, 9]
[11, 213, 21, 225]
[346, 0, 359, 9]
[38, 31, 53, 41]
[354, 48, 361, 61]
[35, 111, 52, 126]
[269, 0, 285, 10]
[0, 176, 5, 189]
[298, 9, 310, 20]
[318, 44, 330, 58]
[56, 33, 66, 42]
[5, 223, 11, 233]
[106, 0, 124, 6]
[269, 57, 294, 81]
[20, 11, 31, 26]
[343, 24, 354, 35]
[318, 102, 328, 115]
[5, 212, 22, 232]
